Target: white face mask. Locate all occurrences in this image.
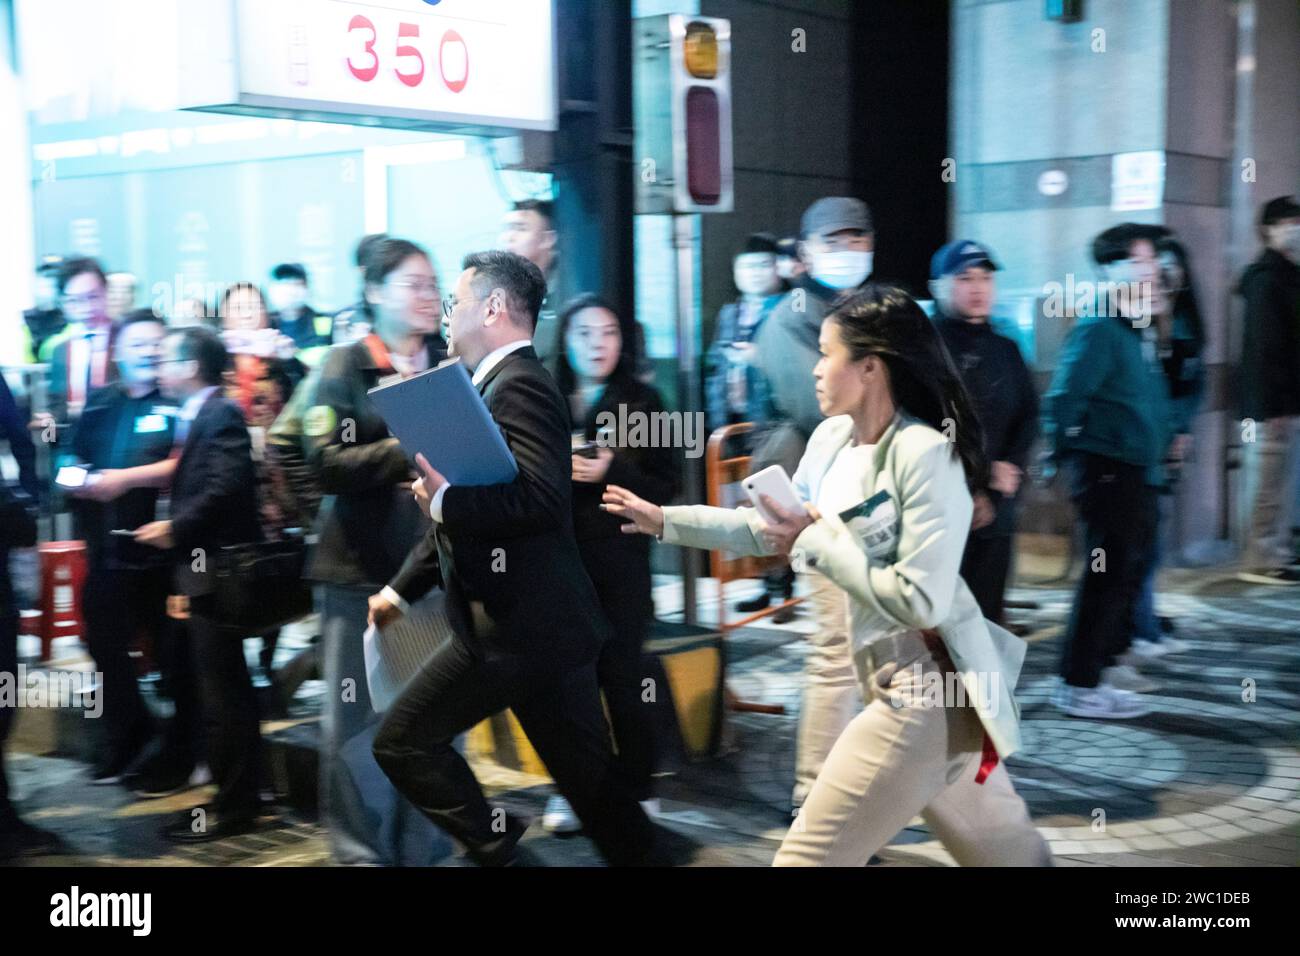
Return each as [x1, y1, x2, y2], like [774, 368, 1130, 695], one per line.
[1271, 223, 1300, 258]
[811, 250, 873, 290]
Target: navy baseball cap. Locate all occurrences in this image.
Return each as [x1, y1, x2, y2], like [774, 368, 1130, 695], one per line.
[930, 240, 1000, 279]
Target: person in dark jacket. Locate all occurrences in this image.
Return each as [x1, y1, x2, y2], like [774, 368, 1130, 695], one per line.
[1125, 233, 1205, 660]
[302, 238, 451, 866]
[136, 326, 263, 842]
[705, 233, 784, 435]
[931, 241, 1039, 625]
[0, 408, 55, 858]
[368, 252, 659, 866]
[753, 197, 876, 810]
[536, 293, 681, 833]
[269, 262, 332, 353]
[65, 312, 181, 784]
[1042, 223, 1173, 721]
[1237, 195, 1300, 585]
[22, 255, 66, 363]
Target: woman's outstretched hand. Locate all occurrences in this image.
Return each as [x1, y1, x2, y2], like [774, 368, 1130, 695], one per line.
[601, 485, 665, 537]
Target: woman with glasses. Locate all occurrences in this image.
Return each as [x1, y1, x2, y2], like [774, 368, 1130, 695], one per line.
[605, 286, 1050, 866]
[302, 238, 452, 865]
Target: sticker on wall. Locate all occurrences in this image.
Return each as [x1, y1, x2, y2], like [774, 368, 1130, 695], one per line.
[1111, 150, 1165, 212]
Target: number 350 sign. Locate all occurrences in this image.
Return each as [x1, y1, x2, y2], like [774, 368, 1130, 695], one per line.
[228, 0, 556, 132]
[345, 15, 469, 94]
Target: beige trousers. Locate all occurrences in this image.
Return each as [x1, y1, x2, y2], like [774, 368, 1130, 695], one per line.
[792, 573, 861, 810]
[775, 633, 1050, 867]
[1243, 416, 1300, 567]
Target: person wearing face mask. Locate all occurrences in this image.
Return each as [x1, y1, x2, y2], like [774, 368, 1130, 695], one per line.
[930, 241, 1039, 627]
[268, 262, 332, 355]
[536, 293, 680, 834]
[604, 285, 1049, 867]
[1042, 223, 1174, 719]
[1236, 196, 1300, 585]
[1122, 232, 1204, 663]
[302, 238, 452, 865]
[775, 237, 805, 285]
[748, 197, 876, 811]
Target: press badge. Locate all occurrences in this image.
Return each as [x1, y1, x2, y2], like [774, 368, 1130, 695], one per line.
[134, 414, 168, 434]
[839, 490, 900, 562]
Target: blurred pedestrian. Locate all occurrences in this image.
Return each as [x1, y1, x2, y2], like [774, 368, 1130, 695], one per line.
[1236, 195, 1300, 585]
[605, 286, 1048, 867]
[332, 233, 389, 344]
[930, 240, 1039, 625]
[500, 199, 564, 363]
[22, 255, 66, 362]
[269, 262, 332, 354]
[539, 293, 680, 833]
[136, 327, 264, 842]
[302, 238, 452, 865]
[753, 196, 877, 808]
[1042, 223, 1173, 718]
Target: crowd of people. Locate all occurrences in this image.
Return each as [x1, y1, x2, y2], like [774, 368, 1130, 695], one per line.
[0, 189, 1297, 866]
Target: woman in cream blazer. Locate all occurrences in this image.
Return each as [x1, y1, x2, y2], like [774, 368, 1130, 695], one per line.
[605, 286, 1050, 866]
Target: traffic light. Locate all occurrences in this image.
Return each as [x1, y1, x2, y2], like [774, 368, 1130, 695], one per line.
[634, 15, 734, 214]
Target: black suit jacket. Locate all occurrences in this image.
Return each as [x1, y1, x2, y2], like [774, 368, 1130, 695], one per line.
[170, 391, 261, 596]
[389, 345, 606, 665]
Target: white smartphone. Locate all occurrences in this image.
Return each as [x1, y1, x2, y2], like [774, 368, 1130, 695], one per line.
[55, 465, 93, 489]
[742, 465, 804, 525]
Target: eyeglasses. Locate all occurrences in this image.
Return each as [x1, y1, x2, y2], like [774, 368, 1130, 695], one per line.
[390, 279, 441, 298]
[441, 294, 481, 319]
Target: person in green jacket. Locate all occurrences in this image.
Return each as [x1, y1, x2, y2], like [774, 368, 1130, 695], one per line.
[1042, 223, 1173, 720]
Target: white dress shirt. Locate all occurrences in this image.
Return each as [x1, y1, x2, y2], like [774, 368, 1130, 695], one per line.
[380, 338, 532, 616]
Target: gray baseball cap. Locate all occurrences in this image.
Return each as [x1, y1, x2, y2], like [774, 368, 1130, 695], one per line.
[801, 197, 873, 239]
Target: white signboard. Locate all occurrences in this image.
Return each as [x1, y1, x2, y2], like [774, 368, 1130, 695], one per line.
[17, 0, 556, 133]
[228, 0, 556, 131]
[1111, 150, 1165, 212]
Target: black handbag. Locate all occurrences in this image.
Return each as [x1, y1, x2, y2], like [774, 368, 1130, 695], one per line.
[211, 532, 314, 634]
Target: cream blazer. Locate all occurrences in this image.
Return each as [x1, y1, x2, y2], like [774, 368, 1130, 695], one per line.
[661, 412, 1028, 759]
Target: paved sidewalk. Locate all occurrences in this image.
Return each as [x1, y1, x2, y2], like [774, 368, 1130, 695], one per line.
[4, 567, 1296, 867]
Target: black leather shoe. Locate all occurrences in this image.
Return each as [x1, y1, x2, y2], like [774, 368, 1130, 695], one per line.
[161, 805, 258, 844]
[735, 592, 771, 613]
[0, 816, 65, 859]
[770, 602, 797, 624]
[467, 815, 530, 866]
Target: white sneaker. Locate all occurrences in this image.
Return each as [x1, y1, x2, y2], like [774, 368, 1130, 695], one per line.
[541, 794, 581, 833]
[1101, 664, 1159, 694]
[1053, 682, 1154, 719]
[1126, 639, 1169, 660]
[639, 798, 661, 819]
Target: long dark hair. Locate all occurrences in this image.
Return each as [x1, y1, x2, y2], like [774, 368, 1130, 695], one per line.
[551, 292, 640, 398]
[1155, 237, 1204, 349]
[827, 285, 987, 488]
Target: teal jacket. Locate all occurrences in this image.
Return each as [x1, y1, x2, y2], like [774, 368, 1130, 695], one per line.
[1042, 311, 1173, 486]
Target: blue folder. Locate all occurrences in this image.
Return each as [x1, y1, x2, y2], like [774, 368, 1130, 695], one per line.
[367, 360, 518, 486]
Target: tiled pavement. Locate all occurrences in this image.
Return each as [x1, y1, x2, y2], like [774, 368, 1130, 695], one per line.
[4, 567, 1297, 867]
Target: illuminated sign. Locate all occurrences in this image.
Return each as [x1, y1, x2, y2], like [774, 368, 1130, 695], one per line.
[18, 0, 556, 134]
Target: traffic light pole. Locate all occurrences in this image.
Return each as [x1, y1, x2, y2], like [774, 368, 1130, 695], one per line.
[673, 212, 701, 626]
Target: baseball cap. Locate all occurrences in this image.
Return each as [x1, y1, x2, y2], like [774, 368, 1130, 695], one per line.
[801, 197, 873, 239]
[930, 240, 1000, 279]
[1260, 195, 1300, 226]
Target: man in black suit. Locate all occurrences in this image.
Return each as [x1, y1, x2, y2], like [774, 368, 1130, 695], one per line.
[368, 251, 656, 866]
[136, 327, 264, 842]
